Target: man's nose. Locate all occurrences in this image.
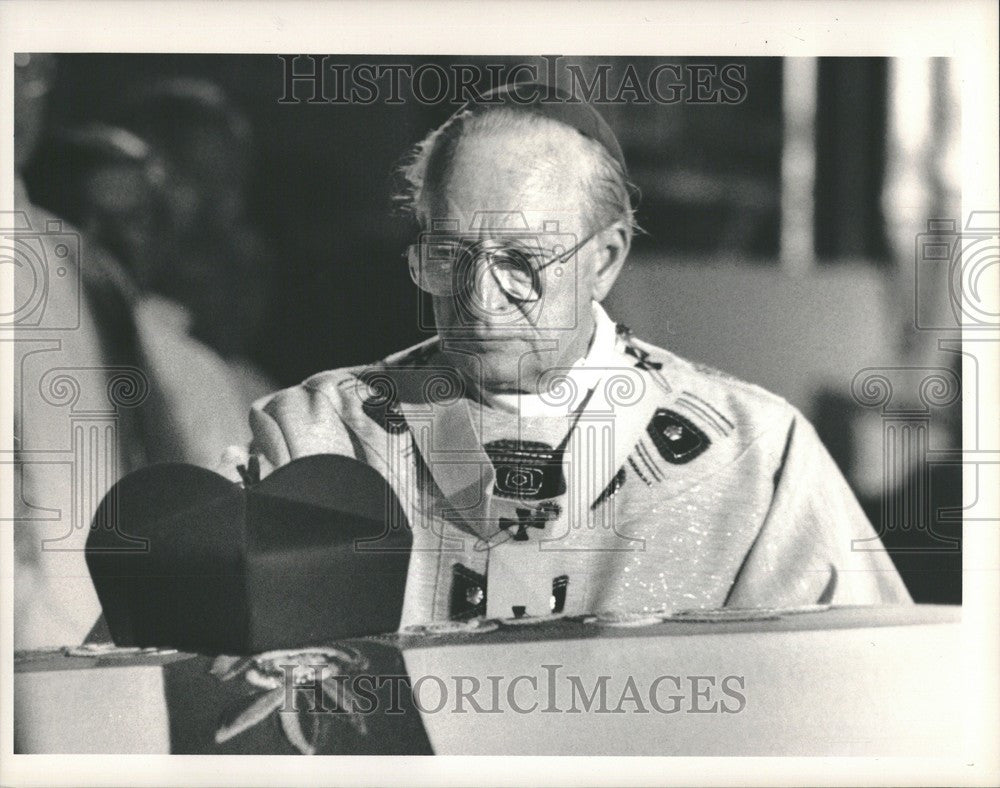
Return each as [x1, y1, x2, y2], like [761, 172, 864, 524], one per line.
[468, 256, 515, 317]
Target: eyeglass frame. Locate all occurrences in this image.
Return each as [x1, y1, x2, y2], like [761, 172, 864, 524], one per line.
[405, 225, 606, 304]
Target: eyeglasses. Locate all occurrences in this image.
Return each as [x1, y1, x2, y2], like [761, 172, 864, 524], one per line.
[406, 227, 602, 303]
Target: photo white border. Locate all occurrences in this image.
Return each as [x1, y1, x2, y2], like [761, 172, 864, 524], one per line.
[1, 1, 997, 785]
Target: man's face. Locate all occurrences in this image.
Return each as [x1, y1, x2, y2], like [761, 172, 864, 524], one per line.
[426, 126, 602, 395]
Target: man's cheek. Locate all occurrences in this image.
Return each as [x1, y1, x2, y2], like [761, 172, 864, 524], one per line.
[431, 297, 458, 329]
[538, 294, 582, 332]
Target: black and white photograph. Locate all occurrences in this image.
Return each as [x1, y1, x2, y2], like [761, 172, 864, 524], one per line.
[1, 2, 998, 785]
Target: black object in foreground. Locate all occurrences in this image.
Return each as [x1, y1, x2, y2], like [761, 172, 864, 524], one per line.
[85, 454, 412, 655]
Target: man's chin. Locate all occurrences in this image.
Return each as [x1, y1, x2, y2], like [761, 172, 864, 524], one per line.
[439, 336, 558, 394]
[462, 365, 526, 395]
[442, 335, 528, 361]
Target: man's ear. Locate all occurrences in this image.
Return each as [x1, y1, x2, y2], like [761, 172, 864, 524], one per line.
[590, 220, 631, 301]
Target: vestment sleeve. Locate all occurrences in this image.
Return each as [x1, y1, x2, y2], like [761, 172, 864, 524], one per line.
[726, 411, 912, 607]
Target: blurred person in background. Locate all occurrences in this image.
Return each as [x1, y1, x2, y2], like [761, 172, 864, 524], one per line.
[13, 59, 269, 648]
[27, 122, 270, 469]
[116, 77, 274, 392]
[12, 54, 142, 648]
[27, 123, 169, 292]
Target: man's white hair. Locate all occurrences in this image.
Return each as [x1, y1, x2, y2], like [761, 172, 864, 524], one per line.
[395, 107, 638, 238]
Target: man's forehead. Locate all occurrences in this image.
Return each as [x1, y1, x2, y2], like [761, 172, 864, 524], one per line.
[426, 206, 585, 235]
[426, 124, 589, 233]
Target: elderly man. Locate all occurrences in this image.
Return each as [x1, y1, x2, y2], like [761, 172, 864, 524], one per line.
[229, 83, 909, 626]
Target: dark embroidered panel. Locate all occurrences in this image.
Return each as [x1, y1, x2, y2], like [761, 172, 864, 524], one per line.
[449, 563, 487, 620]
[646, 408, 711, 464]
[551, 575, 569, 614]
[483, 439, 567, 501]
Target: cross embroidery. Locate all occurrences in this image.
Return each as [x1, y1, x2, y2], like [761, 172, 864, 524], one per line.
[625, 343, 671, 394]
[499, 506, 551, 541]
[624, 344, 663, 371]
